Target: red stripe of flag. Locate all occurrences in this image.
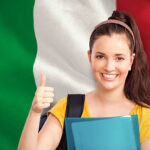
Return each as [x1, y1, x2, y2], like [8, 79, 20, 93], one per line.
[117, 0, 150, 71]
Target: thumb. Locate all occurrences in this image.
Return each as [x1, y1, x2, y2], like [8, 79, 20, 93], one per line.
[40, 72, 46, 86]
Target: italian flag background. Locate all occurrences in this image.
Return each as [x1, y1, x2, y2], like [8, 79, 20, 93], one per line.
[0, 0, 150, 149]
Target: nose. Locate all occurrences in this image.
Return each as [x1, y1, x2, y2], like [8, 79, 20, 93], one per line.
[103, 59, 115, 72]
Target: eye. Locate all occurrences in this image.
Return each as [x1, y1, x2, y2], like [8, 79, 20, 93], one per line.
[116, 57, 124, 61]
[96, 55, 104, 59]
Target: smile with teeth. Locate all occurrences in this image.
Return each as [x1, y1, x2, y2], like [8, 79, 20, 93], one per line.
[101, 73, 118, 80]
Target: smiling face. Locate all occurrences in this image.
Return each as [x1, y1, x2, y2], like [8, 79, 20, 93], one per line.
[88, 33, 135, 91]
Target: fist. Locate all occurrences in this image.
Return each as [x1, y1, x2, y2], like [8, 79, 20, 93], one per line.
[31, 72, 54, 113]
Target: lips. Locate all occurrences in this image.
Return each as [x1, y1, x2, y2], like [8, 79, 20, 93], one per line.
[101, 73, 118, 81]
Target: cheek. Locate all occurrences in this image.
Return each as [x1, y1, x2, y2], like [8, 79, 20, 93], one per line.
[117, 62, 130, 75]
[91, 60, 102, 71]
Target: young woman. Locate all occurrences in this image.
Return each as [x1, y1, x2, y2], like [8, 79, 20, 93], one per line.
[18, 10, 150, 150]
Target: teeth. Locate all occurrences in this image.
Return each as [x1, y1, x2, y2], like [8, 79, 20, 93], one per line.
[102, 74, 117, 79]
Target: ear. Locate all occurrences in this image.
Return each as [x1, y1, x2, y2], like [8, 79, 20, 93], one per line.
[87, 50, 92, 65]
[129, 53, 135, 71]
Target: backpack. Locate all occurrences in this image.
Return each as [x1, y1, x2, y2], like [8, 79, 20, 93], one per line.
[38, 94, 85, 150]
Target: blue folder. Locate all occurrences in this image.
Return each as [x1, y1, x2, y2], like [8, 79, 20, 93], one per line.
[65, 115, 140, 150]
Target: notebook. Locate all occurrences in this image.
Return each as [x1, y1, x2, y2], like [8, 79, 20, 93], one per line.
[65, 115, 140, 150]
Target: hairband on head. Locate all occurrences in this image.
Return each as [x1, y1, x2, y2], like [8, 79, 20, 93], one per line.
[94, 19, 135, 50]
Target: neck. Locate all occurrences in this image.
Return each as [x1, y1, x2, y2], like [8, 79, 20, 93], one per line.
[93, 83, 127, 106]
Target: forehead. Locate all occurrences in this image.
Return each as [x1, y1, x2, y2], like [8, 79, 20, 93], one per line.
[92, 33, 131, 56]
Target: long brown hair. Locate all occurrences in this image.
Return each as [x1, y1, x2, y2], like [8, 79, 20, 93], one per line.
[89, 10, 150, 108]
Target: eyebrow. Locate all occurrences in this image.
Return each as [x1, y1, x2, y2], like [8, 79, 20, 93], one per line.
[96, 52, 126, 56]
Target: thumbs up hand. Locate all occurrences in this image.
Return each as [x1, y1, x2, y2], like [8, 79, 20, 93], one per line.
[31, 72, 54, 114]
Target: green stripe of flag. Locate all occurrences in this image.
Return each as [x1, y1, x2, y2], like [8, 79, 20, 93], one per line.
[0, 0, 37, 149]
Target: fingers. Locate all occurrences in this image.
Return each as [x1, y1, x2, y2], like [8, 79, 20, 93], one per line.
[40, 72, 46, 87]
[36, 94, 54, 98]
[35, 87, 54, 97]
[33, 97, 53, 107]
[32, 72, 55, 113]
[33, 102, 51, 110]
[36, 87, 54, 93]
[35, 97, 54, 103]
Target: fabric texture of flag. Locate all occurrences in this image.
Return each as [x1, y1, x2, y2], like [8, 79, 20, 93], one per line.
[0, 0, 150, 150]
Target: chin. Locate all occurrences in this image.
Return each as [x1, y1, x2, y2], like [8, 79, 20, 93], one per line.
[99, 83, 119, 91]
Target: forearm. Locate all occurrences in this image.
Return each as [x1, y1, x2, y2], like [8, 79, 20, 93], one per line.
[18, 108, 41, 150]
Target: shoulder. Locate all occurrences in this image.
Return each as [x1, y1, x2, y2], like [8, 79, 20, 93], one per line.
[138, 103, 150, 119]
[132, 102, 150, 116]
[47, 96, 68, 129]
[50, 96, 67, 111]
[140, 103, 150, 125]
[136, 103, 150, 144]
